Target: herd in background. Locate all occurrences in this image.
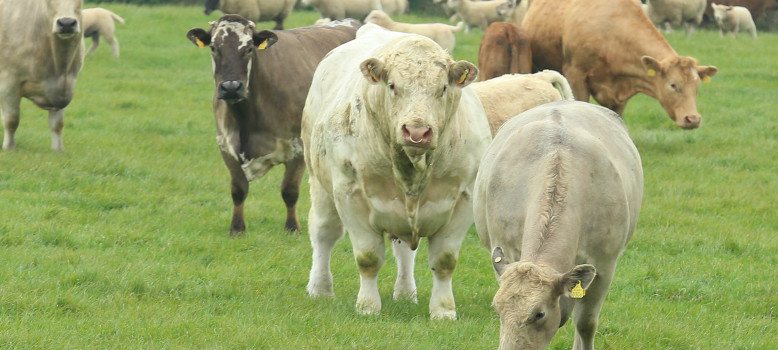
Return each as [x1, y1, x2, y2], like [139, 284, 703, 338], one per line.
[0, 0, 768, 348]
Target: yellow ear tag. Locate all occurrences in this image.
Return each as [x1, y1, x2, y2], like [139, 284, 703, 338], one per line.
[195, 38, 206, 49]
[257, 40, 268, 50]
[702, 76, 711, 83]
[646, 69, 656, 77]
[571, 281, 585, 299]
[457, 69, 469, 85]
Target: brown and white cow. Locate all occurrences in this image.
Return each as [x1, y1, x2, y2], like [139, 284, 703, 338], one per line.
[478, 22, 532, 81]
[522, 0, 718, 129]
[1, 0, 84, 151]
[187, 15, 359, 234]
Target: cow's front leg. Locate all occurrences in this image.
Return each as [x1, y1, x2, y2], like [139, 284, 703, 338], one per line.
[427, 199, 471, 320]
[48, 109, 65, 151]
[351, 230, 386, 315]
[228, 164, 249, 235]
[1, 90, 21, 151]
[281, 155, 305, 232]
[391, 236, 418, 303]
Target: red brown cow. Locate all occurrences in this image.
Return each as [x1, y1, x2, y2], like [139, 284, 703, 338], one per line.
[523, 0, 718, 129]
[477, 22, 532, 81]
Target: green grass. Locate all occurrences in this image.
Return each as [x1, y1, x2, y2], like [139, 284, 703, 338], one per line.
[1, 5, 776, 349]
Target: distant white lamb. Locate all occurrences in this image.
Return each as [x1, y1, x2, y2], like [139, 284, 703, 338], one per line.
[364, 10, 463, 52]
[645, 0, 706, 36]
[711, 3, 757, 38]
[446, 0, 514, 33]
[82, 7, 125, 58]
[471, 70, 574, 136]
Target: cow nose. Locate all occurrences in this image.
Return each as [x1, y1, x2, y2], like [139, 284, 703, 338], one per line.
[218, 81, 244, 99]
[402, 125, 432, 147]
[683, 115, 701, 129]
[57, 17, 77, 32]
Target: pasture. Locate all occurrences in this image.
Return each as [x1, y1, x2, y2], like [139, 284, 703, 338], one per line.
[0, 4, 776, 349]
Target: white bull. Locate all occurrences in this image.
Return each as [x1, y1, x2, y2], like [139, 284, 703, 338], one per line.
[303, 24, 491, 319]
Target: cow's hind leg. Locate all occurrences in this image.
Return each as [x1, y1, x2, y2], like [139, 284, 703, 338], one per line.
[87, 33, 100, 55]
[48, 109, 65, 151]
[281, 155, 304, 232]
[106, 35, 120, 58]
[306, 180, 344, 298]
[572, 262, 617, 350]
[273, 16, 284, 30]
[1, 91, 21, 150]
[391, 236, 418, 303]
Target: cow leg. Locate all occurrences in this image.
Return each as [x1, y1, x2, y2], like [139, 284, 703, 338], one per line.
[273, 16, 284, 30]
[107, 35, 120, 58]
[563, 65, 591, 103]
[351, 229, 386, 315]
[572, 262, 616, 350]
[87, 33, 100, 55]
[426, 199, 470, 320]
[228, 169, 249, 235]
[280, 155, 304, 232]
[391, 236, 418, 303]
[1, 92, 21, 151]
[48, 109, 65, 151]
[306, 180, 344, 298]
[719, 29, 724, 38]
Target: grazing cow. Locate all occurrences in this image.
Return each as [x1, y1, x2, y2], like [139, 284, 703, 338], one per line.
[0, 0, 84, 151]
[83, 7, 125, 58]
[712, 3, 758, 38]
[645, 0, 707, 36]
[523, 0, 718, 129]
[204, 0, 296, 30]
[303, 24, 491, 319]
[474, 101, 643, 350]
[471, 70, 574, 135]
[478, 22, 532, 81]
[186, 16, 359, 234]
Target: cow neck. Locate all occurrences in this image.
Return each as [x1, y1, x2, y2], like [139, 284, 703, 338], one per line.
[49, 34, 82, 76]
[518, 150, 580, 274]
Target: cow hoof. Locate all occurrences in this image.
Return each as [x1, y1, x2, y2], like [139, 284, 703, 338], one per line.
[430, 309, 457, 320]
[392, 289, 418, 304]
[284, 219, 300, 232]
[355, 299, 381, 316]
[229, 228, 245, 237]
[307, 281, 334, 298]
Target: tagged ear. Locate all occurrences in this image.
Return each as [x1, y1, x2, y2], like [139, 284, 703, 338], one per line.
[449, 60, 478, 87]
[186, 28, 211, 48]
[253, 30, 278, 50]
[557, 264, 596, 299]
[698, 65, 718, 83]
[641, 56, 661, 78]
[360, 58, 385, 84]
[492, 247, 511, 277]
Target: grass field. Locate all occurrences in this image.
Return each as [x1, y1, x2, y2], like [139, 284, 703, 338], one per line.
[0, 4, 776, 349]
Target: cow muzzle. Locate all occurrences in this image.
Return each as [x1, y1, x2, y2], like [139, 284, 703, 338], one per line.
[218, 80, 246, 102]
[679, 114, 701, 129]
[401, 124, 433, 148]
[54, 17, 79, 37]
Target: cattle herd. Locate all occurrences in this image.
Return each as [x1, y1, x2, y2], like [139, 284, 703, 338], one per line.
[2, 0, 770, 348]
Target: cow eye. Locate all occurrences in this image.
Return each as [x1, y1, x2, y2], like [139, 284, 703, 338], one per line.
[670, 83, 679, 92]
[388, 82, 395, 91]
[528, 310, 545, 324]
[443, 85, 447, 93]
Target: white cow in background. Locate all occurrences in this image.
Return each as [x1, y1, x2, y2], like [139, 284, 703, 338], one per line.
[303, 24, 491, 319]
[645, 0, 707, 36]
[0, 0, 84, 151]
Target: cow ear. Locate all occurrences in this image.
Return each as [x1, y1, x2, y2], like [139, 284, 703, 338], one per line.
[360, 58, 385, 84]
[557, 264, 596, 299]
[187, 28, 211, 48]
[698, 65, 718, 83]
[492, 247, 511, 277]
[641, 56, 662, 78]
[449, 61, 477, 87]
[253, 30, 278, 50]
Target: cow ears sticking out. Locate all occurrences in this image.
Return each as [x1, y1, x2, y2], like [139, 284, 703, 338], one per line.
[557, 265, 596, 299]
[449, 61, 477, 88]
[253, 30, 278, 50]
[641, 56, 662, 78]
[360, 58, 385, 84]
[697, 66, 718, 83]
[187, 28, 211, 48]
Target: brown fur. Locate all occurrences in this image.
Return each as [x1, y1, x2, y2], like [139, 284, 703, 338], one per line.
[477, 22, 532, 81]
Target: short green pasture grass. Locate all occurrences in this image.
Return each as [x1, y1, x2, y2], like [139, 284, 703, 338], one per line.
[0, 5, 776, 349]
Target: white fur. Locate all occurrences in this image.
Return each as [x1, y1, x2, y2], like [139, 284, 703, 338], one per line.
[364, 10, 463, 52]
[446, 0, 513, 33]
[645, 0, 706, 36]
[82, 7, 124, 58]
[711, 3, 757, 38]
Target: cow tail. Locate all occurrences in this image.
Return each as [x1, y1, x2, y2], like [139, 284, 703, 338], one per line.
[111, 12, 126, 25]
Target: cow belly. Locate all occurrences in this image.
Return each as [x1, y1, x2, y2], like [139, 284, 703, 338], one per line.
[365, 196, 457, 239]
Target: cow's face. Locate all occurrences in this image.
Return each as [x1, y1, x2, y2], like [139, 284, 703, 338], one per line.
[491, 248, 596, 350]
[204, 0, 219, 15]
[641, 55, 717, 129]
[187, 15, 278, 102]
[47, 0, 82, 39]
[360, 38, 477, 157]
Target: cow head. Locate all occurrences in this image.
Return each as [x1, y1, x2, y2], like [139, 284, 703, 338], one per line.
[204, 0, 220, 15]
[491, 248, 596, 350]
[641, 55, 717, 129]
[359, 37, 477, 157]
[47, 0, 82, 39]
[187, 15, 278, 103]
